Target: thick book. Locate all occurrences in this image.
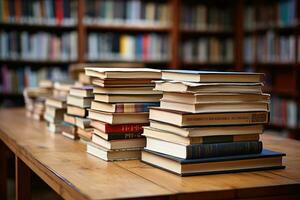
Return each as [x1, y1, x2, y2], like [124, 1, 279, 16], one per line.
[75, 117, 91, 129]
[94, 128, 143, 141]
[92, 78, 154, 87]
[145, 137, 262, 159]
[142, 149, 285, 176]
[44, 106, 66, 120]
[91, 101, 159, 113]
[67, 105, 87, 117]
[143, 127, 259, 146]
[45, 96, 67, 108]
[162, 92, 270, 104]
[154, 81, 263, 93]
[77, 127, 93, 141]
[160, 100, 269, 113]
[90, 120, 147, 133]
[94, 94, 162, 103]
[67, 95, 93, 108]
[92, 134, 146, 150]
[93, 86, 161, 95]
[85, 67, 161, 79]
[150, 121, 264, 137]
[161, 70, 264, 83]
[87, 142, 142, 161]
[69, 86, 94, 97]
[88, 109, 149, 124]
[149, 107, 269, 127]
[64, 113, 76, 125]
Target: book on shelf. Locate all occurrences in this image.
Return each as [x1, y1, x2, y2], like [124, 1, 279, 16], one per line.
[245, 0, 297, 30]
[67, 95, 93, 108]
[142, 149, 285, 176]
[86, 33, 169, 62]
[0, 31, 77, 61]
[67, 105, 87, 117]
[92, 78, 154, 87]
[75, 117, 91, 129]
[0, 65, 68, 94]
[270, 97, 299, 129]
[181, 38, 233, 64]
[94, 128, 143, 141]
[181, 3, 232, 31]
[45, 96, 67, 109]
[77, 127, 93, 141]
[64, 113, 76, 125]
[93, 86, 161, 95]
[94, 93, 162, 103]
[0, 0, 77, 25]
[84, 0, 170, 27]
[69, 86, 94, 97]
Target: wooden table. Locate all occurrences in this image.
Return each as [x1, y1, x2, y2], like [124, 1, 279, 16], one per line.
[0, 108, 300, 200]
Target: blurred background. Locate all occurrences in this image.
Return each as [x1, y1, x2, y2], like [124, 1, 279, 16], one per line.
[0, 0, 299, 140]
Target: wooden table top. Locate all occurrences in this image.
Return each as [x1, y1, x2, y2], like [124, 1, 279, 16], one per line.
[0, 108, 300, 200]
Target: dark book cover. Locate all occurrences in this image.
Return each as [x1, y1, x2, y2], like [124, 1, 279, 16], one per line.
[104, 132, 143, 141]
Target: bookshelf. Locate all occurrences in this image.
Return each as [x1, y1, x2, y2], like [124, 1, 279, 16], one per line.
[0, 0, 299, 138]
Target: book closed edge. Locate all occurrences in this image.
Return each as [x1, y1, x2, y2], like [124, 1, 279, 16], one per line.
[142, 149, 285, 176]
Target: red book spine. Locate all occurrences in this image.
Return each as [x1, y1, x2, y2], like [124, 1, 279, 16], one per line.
[105, 123, 148, 134]
[55, 0, 63, 25]
[142, 35, 149, 60]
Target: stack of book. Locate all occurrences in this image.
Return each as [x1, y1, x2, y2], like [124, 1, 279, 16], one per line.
[85, 68, 161, 161]
[44, 82, 72, 133]
[24, 81, 53, 121]
[63, 86, 94, 142]
[142, 70, 285, 176]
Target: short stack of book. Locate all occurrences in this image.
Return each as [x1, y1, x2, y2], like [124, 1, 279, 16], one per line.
[142, 70, 285, 176]
[44, 81, 72, 133]
[63, 86, 94, 142]
[85, 68, 161, 161]
[23, 80, 53, 121]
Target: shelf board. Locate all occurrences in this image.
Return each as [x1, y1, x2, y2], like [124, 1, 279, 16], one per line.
[0, 22, 76, 31]
[181, 29, 233, 36]
[244, 25, 297, 34]
[85, 24, 171, 32]
[0, 60, 77, 66]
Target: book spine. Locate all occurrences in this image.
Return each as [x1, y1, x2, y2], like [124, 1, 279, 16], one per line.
[115, 102, 160, 113]
[201, 134, 259, 144]
[106, 132, 143, 141]
[186, 141, 263, 159]
[105, 123, 147, 133]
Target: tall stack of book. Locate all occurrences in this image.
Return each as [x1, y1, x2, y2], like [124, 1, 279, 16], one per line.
[63, 86, 94, 142]
[142, 70, 285, 176]
[44, 82, 72, 133]
[23, 80, 53, 121]
[85, 68, 161, 161]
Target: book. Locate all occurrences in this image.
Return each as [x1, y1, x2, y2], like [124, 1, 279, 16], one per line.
[141, 149, 285, 176]
[87, 142, 141, 161]
[143, 127, 259, 146]
[64, 113, 76, 125]
[160, 100, 269, 113]
[44, 106, 66, 119]
[150, 121, 264, 137]
[161, 92, 270, 104]
[94, 128, 143, 141]
[88, 109, 149, 124]
[161, 70, 264, 83]
[47, 123, 64, 133]
[92, 78, 154, 87]
[154, 81, 263, 93]
[94, 94, 162, 103]
[90, 120, 146, 133]
[69, 86, 94, 97]
[75, 117, 91, 129]
[91, 101, 159, 113]
[61, 122, 77, 134]
[145, 137, 262, 159]
[67, 95, 93, 108]
[77, 127, 93, 141]
[92, 134, 146, 150]
[93, 86, 161, 95]
[45, 97, 67, 108]
[149, 107, 269, 127]
[67, 105, 87, 117]
[62, 131, 78, 140]
[85, 68, 161, 79]
[44, 113, 62, 123]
